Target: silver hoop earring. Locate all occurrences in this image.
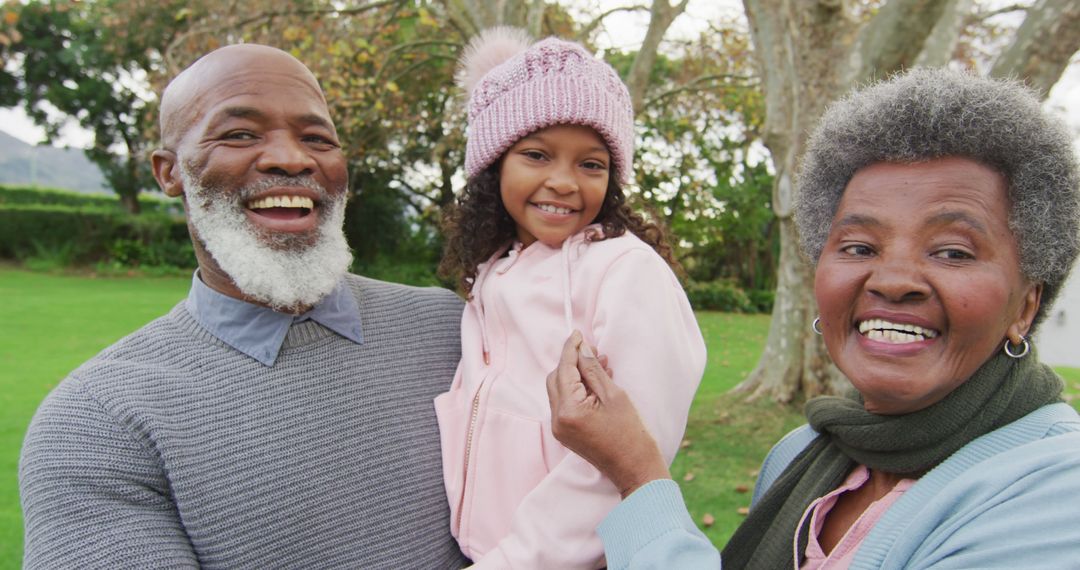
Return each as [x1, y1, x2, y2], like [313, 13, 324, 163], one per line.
[812, 317, 823, 335]
[1003, 337, 1030, 359]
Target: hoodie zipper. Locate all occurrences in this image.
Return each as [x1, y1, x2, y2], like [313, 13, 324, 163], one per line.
[457, 379, 485, 533]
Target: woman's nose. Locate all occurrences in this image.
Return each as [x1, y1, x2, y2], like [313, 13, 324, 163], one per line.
[866, 256, 931, 302]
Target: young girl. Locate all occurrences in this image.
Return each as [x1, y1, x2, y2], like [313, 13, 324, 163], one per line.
[436, 28, 706, 569]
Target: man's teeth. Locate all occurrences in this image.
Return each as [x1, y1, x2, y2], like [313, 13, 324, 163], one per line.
[247, 196, 315, 209]
[858, 319, 939, 343]
[536, 203, 573, 215]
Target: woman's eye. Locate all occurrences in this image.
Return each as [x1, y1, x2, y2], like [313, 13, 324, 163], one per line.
[840, 244, 874, 256]
[932, 248, 974, 260]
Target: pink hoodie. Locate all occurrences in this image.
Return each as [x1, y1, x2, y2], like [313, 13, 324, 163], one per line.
[435, 227, 706, 568]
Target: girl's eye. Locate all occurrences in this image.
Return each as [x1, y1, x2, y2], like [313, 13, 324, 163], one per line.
[521, 150, 546, 161]
[840, 244, 874, 256]
[582, 160, 607, 171]
[932, 248, 974, 260]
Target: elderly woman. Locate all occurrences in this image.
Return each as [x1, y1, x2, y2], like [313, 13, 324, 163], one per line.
[547, 68, 1080, 568]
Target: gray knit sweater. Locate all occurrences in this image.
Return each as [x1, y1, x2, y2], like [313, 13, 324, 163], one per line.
[19, 275, 469, 569]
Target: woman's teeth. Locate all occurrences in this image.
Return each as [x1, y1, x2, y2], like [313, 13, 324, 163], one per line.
[858, 319, 939, 343]
[536, 203, 573, 215]
[247, 196, 315, 210]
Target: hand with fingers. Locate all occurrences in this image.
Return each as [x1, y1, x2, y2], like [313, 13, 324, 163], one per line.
[546, 330, 672, 498]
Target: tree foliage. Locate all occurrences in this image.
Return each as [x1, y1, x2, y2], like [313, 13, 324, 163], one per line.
[614, 22, 775, 290]
[7, 1, 182, 213]
[0, 3, 20, 107]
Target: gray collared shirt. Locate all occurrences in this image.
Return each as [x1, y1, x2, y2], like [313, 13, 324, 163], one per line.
[184, 272, 363, 366]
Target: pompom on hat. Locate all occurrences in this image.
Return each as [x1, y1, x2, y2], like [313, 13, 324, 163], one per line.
[459, 27, 635, 183]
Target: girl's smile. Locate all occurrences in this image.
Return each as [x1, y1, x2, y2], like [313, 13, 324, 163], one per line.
[499, 124, 610, 248]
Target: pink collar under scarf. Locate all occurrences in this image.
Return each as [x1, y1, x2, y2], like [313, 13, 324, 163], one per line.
[798, 464, 915, 570]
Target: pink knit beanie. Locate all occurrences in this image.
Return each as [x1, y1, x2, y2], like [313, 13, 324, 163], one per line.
[459, 27, 635, 183]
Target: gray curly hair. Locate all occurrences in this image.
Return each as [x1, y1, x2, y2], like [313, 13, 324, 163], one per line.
[796, 67, 1080, 327]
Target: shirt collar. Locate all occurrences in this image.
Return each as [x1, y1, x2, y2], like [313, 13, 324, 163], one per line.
[184, 271, 363, 366]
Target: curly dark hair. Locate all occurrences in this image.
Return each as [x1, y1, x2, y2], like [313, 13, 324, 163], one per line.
[439, 164, 680, 296]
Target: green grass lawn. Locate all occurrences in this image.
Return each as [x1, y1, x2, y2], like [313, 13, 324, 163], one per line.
[0, 268, 190, 568]
[1, 266, 1078, 567]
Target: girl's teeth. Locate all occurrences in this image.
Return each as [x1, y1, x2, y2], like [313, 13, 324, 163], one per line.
[537, 204, 572, 215]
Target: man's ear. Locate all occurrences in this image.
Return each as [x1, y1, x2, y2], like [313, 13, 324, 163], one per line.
[152, 149, 184, 197]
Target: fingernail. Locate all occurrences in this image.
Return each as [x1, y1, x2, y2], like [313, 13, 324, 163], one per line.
[579, 343, 595, 358]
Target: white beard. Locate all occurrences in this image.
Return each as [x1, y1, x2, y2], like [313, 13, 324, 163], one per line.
[181, 165, 353, 312]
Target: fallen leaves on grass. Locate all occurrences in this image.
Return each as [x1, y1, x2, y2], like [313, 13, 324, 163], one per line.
[683, 473, 695, 482]
[702, 513, 715, 527]
[734, 485, 749, 493]
[737, 507, 750, 516]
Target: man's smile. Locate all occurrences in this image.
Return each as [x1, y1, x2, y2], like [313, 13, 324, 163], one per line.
[247, 194, 315, 220]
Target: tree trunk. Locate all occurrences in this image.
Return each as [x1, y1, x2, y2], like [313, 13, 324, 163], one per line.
[444, 0, 545, 36]
[626, 0, 689, 112]
[914, 0, 972, 67]
[735, 0, 860, 401]
[989, 0, 1080, 96]
[119, 192, 141, 215]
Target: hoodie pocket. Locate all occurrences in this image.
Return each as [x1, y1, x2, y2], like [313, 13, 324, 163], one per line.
[434, 388, 470, 538]
[464, 408, 551, 555]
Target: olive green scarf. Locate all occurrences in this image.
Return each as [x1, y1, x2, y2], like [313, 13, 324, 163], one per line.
[721, 350, 1063, 569]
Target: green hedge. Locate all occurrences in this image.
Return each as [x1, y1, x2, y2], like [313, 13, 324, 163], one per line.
[685, 280, 775, 313]
[0, 204, 194, 268]
[0, 184, 179, 214]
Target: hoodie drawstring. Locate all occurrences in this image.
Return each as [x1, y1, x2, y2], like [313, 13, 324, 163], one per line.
[469, 245, 510, 366]
[561, 238, 574, 335]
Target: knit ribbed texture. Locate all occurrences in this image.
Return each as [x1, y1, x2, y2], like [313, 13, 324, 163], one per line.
[463, 35, 635, 182]
[20, 275, 469, 569]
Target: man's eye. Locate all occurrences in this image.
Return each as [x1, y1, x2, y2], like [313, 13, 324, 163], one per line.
[222, 131, 256, 140]
[303, 135, 338, 147]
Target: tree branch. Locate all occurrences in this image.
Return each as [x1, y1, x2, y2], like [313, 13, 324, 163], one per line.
[989, 0, 1080, 97]
[851, 0, 952, 83]
[576, 5, 649, 41]
[641, 73, 758, 110]
[626, 0, 690, 112]
[978, 3, 1029, 21]
[165, 0, 405, 72]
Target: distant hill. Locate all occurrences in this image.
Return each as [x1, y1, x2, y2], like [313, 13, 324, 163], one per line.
[0, 129, 108, 194]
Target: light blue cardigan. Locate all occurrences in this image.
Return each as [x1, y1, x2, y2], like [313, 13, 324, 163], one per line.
[598, 403, 1080, 569]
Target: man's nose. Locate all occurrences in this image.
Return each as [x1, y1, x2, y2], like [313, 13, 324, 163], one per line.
[255, 134, 317, 176]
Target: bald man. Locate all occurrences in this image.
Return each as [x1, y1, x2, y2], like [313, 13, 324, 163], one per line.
[19, 44, 468, 569]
